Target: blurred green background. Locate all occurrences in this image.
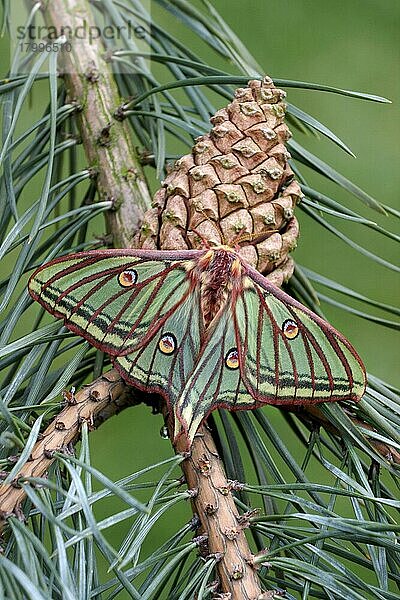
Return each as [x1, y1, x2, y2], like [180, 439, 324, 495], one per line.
[1, 0, 399, 591]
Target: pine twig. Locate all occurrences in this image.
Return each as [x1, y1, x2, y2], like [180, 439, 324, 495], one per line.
[0, 370, 139, 525]
[302, 405, 400, 464]
[1, 370, 397, 593]
[172, 419, 265, 599]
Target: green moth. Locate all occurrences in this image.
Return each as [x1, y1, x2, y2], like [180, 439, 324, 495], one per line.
[28, 246, 366, 448]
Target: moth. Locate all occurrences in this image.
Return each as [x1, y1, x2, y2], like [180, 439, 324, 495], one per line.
[28, 246, 366, 447]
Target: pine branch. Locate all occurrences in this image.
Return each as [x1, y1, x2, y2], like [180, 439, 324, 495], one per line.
[170, 417, 265, 598]
[42, 0, 152, 247]
[0, 370, 139, 523]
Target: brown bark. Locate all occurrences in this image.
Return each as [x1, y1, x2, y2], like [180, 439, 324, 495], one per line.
[0, 370, 140, 522]
[173, 421, 264, 599]
[42, 0, 152, 248]
[0, 367, 264, 599]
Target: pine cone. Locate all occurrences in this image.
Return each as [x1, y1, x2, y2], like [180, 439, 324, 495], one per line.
[134, 76, 302, 287]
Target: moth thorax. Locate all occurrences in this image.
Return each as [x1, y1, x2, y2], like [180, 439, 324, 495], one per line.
[200, 249, 239, 328]
[206, 249, 238, 288]
[201, 285, 229, 329]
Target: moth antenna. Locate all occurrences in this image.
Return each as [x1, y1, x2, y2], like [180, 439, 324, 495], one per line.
[188, 227, 213, 249]
[228, 229, 279, 251]
[230, 230, 251, 248]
